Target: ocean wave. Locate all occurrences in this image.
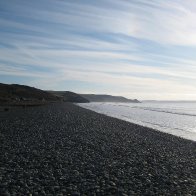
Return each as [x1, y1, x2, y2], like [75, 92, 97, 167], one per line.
[121, 115, 186, 132]
[132, 106, 196, 117]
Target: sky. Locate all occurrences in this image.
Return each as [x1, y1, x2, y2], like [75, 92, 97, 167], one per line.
[0, 0, 196, 100]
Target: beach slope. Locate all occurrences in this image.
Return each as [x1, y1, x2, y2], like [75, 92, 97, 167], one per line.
[0, 103, 195, 195]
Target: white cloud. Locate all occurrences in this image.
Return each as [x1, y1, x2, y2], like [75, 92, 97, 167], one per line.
[1, 0, 196, 100]
[18, 0, 196, 46]
[2, 0, 196, 46]
[0, 63, 50, 78]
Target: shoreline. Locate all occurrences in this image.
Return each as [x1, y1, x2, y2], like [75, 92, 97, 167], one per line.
[77, 102, 196, 142]
[0, 102, 195, 195]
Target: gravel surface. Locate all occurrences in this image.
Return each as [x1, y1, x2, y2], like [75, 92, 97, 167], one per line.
[0, 103, 195, 195]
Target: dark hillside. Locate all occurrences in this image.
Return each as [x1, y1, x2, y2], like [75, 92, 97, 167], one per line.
[0, 83, 59, 105]
[49, 91, 89, 103]
[80, 94, 140, 103]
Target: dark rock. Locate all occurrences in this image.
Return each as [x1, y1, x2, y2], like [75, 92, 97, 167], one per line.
[71, 192, 80, 196]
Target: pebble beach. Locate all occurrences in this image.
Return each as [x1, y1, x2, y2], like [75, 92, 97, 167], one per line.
[0, 103, 195, 195]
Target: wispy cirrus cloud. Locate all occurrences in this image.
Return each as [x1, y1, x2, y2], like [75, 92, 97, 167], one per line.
[0, 0, 196, 100]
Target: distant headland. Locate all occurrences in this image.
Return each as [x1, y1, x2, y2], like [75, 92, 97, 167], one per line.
[0, 83, 140, 106]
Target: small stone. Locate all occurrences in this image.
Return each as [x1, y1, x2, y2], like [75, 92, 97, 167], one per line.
[72, 192, 80, 196]
[3, 192, 11, 196]
[110, 181, 116, 186]
[121, 194, 128, 196]
[54, 186, 60, 191]
[73, 170, 80, 176]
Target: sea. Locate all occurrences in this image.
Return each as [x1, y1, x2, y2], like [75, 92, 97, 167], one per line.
[77, 101, 196, 141]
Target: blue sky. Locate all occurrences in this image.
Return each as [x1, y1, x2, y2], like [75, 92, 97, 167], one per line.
[0, 0, 196, 100]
